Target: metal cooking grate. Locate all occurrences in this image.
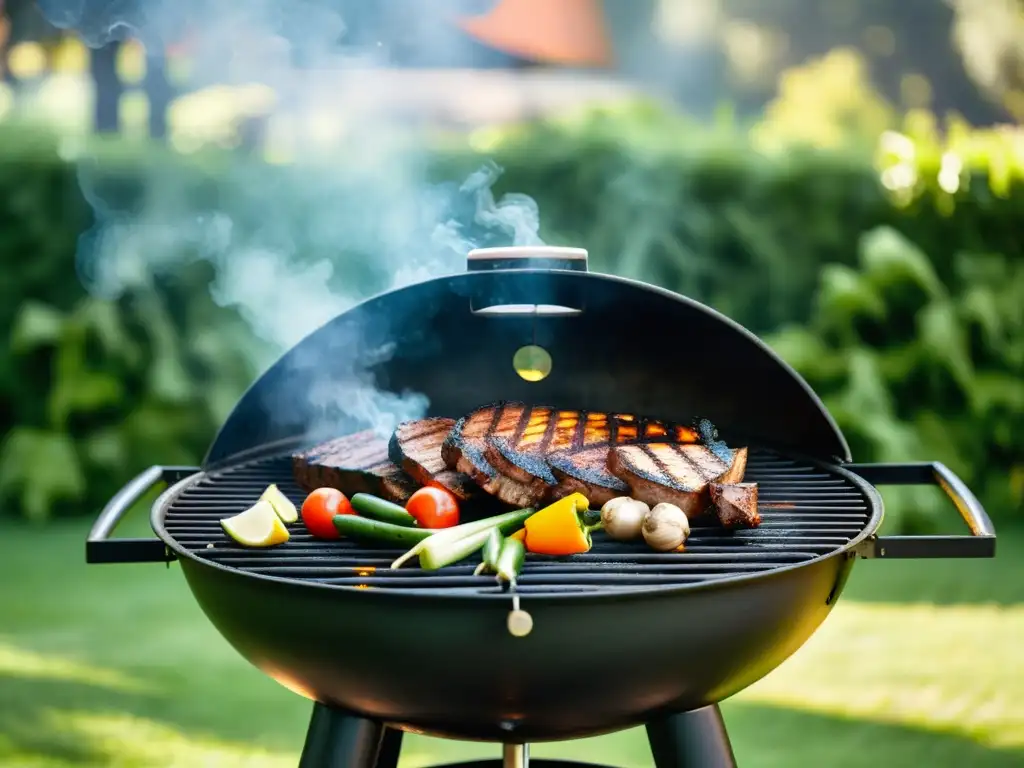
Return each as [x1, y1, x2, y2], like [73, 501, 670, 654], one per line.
[159, 449, 875, 595]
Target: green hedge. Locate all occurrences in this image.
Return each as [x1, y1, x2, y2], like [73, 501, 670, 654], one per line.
[1, 105, 1021, 531]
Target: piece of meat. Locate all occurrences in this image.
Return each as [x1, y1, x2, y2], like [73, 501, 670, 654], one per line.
[537, 413, 706, 506]
[718, 447, 748, 485]
[442, 402, 703, 507]
[607, 442, 748, 517]
[710, 482, 761, 529]
[441, 402, 536, 507]
[292, 431, 418, 503]
[548, 446, 629, 507]
[388, 418, 484, 503]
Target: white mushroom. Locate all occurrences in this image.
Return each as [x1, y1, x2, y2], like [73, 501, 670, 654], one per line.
[600, 497, 651, 541]
[642, 503, 690, 552]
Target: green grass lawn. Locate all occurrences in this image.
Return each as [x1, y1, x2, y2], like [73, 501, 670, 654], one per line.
[1, 509, 1021, 767]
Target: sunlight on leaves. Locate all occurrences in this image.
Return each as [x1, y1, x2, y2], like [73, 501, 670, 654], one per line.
[816, 263, 887, 339]
[135, 295, 193, 405]
[75, 299, 142, 368]
[9, 302, 66, 353]
[0, 429, 85, 522]
[917, 300, 975, 394]
[753, 48, 895, 153]
[860, 227, 945, 302]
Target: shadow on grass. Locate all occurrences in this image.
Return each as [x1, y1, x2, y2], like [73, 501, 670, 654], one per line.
[0, 671, 301, 765]
[0, 675, 153, 765]
[0, 671, 1020, 768]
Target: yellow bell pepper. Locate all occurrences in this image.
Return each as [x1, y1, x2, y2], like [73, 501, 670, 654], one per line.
[522, 493, 593, 555]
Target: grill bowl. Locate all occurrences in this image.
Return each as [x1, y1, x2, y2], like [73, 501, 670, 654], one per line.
[150, 447, 881, 742]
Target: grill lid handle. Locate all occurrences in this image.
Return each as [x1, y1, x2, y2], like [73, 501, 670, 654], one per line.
[466, 246, 589, 316]
[87, 465, 196, 564]
[846, 461, 996, 559]
[467, 245, 589, 273]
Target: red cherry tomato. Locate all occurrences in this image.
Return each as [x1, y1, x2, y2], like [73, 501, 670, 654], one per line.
[406, 486, 460, 529]
[301, 488, 353, 539]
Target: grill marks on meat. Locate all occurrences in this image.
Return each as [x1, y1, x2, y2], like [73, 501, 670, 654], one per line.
[527, 411, 704, 507]
[548, 446, 629, 507]
[389, 418, 483, 502]
[292, 431, 417, 503]
[442, 402, 539, 508]
[443, 402, 704, 508]
[608, 443, 742, 518]
[391, 418, 451, 478]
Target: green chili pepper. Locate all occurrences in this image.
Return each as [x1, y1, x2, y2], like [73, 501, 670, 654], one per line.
[474, 528, 504, 576]
[495, 537, 526, 588]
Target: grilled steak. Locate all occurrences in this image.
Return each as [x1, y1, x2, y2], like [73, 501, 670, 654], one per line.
[548, 446, 629, 507]
[710, 482, 761, 529]
[442, 402, 704, 507]
[389, 418, 483, 503]
[717, 446, 748, 484]
[441, 402, 539, 507]
[292, 431, 418, 503]
[608, 443, 748, 517]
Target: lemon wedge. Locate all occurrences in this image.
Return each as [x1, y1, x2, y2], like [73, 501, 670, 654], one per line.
[260, 483, 298, 523]
[220, 500, 290, 547]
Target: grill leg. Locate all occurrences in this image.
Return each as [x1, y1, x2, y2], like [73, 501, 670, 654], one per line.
[376, 727, 404, 768]
[646, 705, 737, 768]
[298, 703, 388, 768]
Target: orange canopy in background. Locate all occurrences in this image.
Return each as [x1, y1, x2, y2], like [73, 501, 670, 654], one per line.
[457, 0, 613, 67]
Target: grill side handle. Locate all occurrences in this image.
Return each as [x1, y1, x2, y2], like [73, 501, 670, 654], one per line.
[846, 461, 996, 559]
[86, 466, 196, 564]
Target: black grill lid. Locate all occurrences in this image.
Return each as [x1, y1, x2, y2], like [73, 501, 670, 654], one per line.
[204, 249, 849, 468]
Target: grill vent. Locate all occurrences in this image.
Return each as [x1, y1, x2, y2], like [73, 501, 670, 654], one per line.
[159, 450, 873, 596]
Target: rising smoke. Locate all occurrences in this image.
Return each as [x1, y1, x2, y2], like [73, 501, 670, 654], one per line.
[39, 0, 547, 440]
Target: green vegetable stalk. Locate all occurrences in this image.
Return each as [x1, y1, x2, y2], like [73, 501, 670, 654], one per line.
[390, 507, 535, 569]
[419, 528, 494, 571]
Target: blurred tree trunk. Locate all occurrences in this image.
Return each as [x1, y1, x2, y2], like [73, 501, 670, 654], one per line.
[144, 47, 171, 139]
[601, 0, 730, 118]
[90, 41, 121, 133]
[0, 0, 10, 83]
[883, 0, 1005, 123]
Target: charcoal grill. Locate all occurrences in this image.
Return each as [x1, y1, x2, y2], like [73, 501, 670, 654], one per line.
[87, 246, 995, 768]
